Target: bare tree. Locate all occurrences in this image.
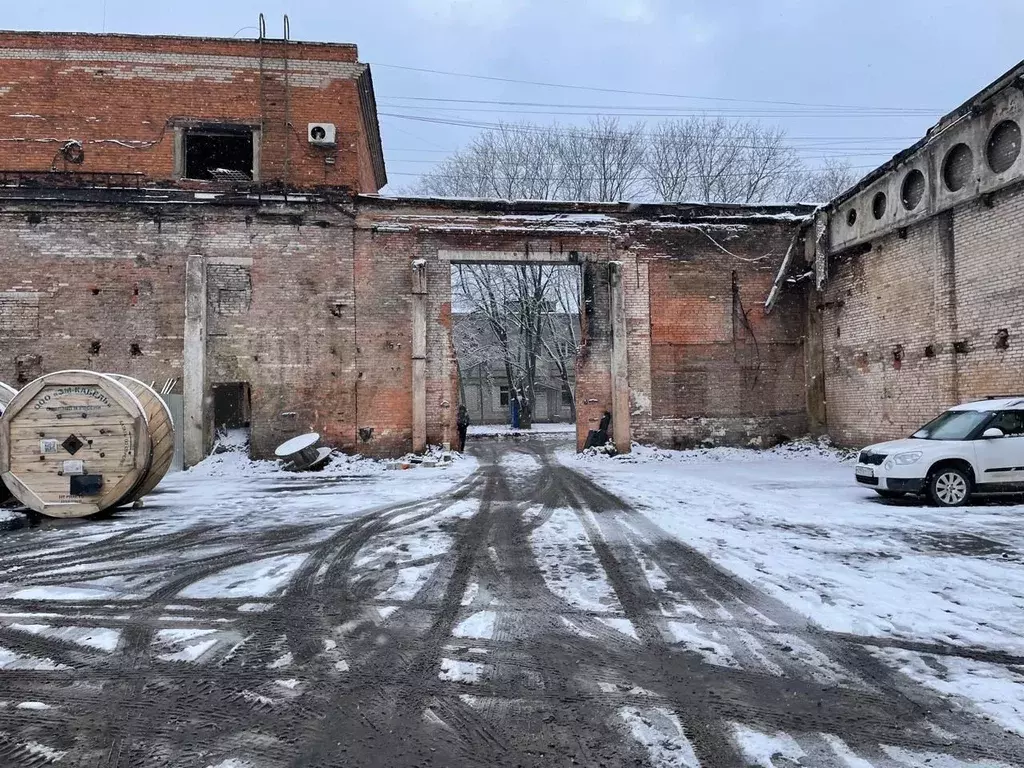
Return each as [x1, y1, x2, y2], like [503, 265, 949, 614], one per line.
[452, 264, 580, 427]
[645, 120, 698, 201]
[419, 115, 860, 206]
[649, 117, 804, 204]
[418, 119, 645, 202]
[786, 158, 860, 203]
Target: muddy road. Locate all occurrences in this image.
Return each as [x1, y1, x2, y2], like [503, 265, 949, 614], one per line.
[0, 436, 1022, 767]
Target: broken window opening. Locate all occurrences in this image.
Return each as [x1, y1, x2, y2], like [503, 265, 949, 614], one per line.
[212, 382, 251, 432]
[184, 127, 255, 182]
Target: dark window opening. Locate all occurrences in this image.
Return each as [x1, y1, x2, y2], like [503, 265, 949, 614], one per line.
[996, 329, 1010, 350]
[561, 387, 573, 406]
[212, 382, 251, 431]
[185, 129, 254, 182]
[499, 386, 510, 407]
[924, 344, 936, 358]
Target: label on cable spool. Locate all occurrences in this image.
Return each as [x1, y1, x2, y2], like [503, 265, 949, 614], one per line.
[40, 439, 59, 454]
[60, 460, 85, 476]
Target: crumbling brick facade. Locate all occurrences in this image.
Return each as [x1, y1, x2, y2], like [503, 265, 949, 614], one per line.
[813, 58, 1024, 447]
[0, 32, 385, 192]
[0, 31, 812, 463]
[0, 191, 811, 461]
[820, 184, 1024, 446]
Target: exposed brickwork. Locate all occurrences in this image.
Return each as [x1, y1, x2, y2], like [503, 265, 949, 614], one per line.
[821, 182, 1024, 447]
[633, 223, 808, 447]
[0, 31, 385, 192]
[0, 185, 810, 459]
[0, 197, 357, 458]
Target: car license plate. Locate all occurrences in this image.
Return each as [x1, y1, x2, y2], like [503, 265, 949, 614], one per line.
[855, 466, 874, 478]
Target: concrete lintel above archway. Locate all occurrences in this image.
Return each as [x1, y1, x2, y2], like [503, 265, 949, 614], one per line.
[440, 249, 588, 265]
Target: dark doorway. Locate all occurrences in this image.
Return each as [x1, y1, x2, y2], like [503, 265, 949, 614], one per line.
[212, 382, 251, 431]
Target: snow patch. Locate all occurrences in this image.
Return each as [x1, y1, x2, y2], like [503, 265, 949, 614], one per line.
[180, 554, 308, 598]
[438, 658, 486, 683]
[9, 624, 121, 652]
[0, 645, 68, 671]
[619, 706, 700, 767]
[872, 647, 1024, 737]
[378, 564, 437, 601]
[730, 723, 806, 766]
[597, 617, 638, 640]
[453, 611, 496, 640]
[530, 507, 620, 613]
[664, 622, 739, 668]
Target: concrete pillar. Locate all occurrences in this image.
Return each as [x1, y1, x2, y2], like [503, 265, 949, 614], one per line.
[183, 254, 207, 467]
[412, 260, 427, 453]
[609, 262, 631, 454]
[934, 212, 960, 405]
[804, 230, 827, 434]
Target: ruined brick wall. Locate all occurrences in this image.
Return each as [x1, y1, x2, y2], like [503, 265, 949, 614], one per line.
[353, 201, 617, 455]
[0, 196, 358, 459]
[630, 222, 808, 447]
[0, 205, 187, 389]
[0, 192, 810, 461]
[356, 200, 809, 453]
[0, 31, 384, 192]
[821, 183, 1024, 447]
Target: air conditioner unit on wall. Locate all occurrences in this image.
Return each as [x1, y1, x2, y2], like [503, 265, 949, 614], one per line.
[308, 123, 337, 147]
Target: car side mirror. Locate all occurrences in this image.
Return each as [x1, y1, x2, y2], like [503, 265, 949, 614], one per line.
[982, 427, 1005, 439]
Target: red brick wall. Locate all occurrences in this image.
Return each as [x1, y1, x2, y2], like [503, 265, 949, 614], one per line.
[0, 197, 359, 459]
[0, 192, 810, 459]
[821, 183, 1024, 447]
[634, 223, 808, 447]
[0, 32, 381, 192]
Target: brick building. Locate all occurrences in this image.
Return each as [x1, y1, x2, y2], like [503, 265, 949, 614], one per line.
[17, 29, 1015, 462]
[781, 58, 1024, 446]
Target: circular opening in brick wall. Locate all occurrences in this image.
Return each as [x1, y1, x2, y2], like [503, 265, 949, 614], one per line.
[872, 191, 887, 220]
[901, 169, 925, 210]
[987, 120, 1021, 174]
[942, 143, 974, 192]
[846, 208, 857, 227]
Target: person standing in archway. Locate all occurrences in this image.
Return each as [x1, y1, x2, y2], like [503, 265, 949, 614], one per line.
[457, 404, 471, 452]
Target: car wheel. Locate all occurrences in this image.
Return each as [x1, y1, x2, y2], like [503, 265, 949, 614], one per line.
[928, 467, 971, 507]
[875, 490, 905, 500]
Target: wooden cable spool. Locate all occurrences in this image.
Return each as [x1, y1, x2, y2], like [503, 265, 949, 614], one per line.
[0, 382, 16, 415]
[107, 374, 175, 504]
[0, 383, 14, 504]
[275, 433, 332, 471]
[0, 371, 152, 518]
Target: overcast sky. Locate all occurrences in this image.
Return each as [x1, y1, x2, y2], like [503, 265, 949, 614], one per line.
[5, 1, 1023, 194]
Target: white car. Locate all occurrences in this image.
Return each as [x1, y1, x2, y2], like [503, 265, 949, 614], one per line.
[855, 397, 1024, 506]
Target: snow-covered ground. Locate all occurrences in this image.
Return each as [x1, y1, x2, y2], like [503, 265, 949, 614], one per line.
[3, 434, 1023, 766]
[562, 440, 1024, 742]
[563, 441, 1024, 652]
[468, 422, 575, 436]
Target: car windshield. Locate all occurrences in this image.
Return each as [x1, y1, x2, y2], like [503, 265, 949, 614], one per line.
[912, 410, 992, 440]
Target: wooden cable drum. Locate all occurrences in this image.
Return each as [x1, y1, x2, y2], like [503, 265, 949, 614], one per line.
[0, 383, 14, 504]
[0, 382, 16, 415]
[0, 371, 152, 518]
[107, 375, 175, 503]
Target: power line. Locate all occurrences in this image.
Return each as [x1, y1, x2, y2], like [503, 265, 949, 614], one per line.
[379, 112, 917, 144]
[382, 163, 883, 181]
[372, 62, 941, 113]
[379, 105, 934, 121]
[380, 95, 939, 116]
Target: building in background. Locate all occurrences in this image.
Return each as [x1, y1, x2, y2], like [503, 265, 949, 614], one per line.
[454, 307, 577, 425]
